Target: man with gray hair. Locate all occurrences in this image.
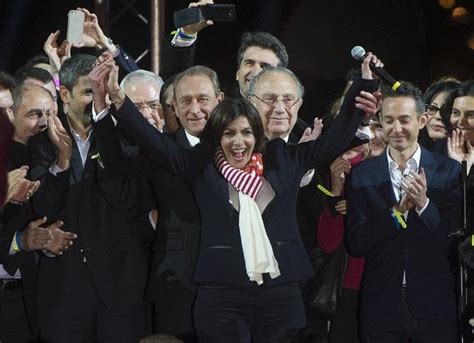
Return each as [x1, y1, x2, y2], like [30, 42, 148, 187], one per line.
[120, 69, 165, 132]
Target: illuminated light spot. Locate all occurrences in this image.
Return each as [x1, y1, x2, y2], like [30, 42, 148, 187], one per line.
[452, 7, 470, 24]
[438, 0, 455, 9]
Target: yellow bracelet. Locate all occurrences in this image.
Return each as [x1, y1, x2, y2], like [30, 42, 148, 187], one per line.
[317, 184, 335, 197]
[392, 208, 407, 229]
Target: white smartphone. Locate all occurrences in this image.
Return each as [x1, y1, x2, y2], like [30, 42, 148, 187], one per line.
[66, 10, 84, 45]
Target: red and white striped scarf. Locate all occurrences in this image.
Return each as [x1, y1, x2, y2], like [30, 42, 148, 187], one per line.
[214, 148, 264, 199]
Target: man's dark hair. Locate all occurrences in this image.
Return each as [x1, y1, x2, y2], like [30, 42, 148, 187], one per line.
[0, 72, 17, 92]
[440, 80, 474, 129]
[381, 82, 425, 118]
[423, 79, 461, 105]
[200, 97, 265, 154]
[173, 65, 221, 99]
[237, 31, 289, 68]
[14, 67, 54, 86]
[23, 54, 50, 69]
[59, 54, 96, 91]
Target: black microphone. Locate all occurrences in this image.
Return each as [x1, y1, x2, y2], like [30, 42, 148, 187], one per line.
[351, 45, 403, 92]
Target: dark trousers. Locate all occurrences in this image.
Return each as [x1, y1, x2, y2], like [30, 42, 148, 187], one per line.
[0, 280, 36, 343]
[38, 263, 151, 343]
[193, 281, 306, 343]
[153, 280, 198, 342]
[330, 288, 360, 343]
[361, 286, 458, 343]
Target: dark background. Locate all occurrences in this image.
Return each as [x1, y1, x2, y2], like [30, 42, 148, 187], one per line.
[1, 0, 473, 123]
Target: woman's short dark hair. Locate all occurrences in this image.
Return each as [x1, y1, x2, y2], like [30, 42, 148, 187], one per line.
[423, 79, 460, 105]
[440, 80, 474, 129]
[200, 97, 265, 154]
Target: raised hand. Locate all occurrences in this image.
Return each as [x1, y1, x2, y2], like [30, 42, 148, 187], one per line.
[44, 31, 72, 75]
[299, 117, 323, 143]
[148, 109, 165, 132]
[355, 90, 381, 123]
[447, 128, 465, 163]
[361, 52, 383, 80]
[48, 116, 72, 170]
[43, 220, 78, 255]
[330, 156, 351, 196]
[75, 8, 109, 49]
[43, 30, 62, 74]
[182, 1, 215, 35]
[89, 55, 114, 113]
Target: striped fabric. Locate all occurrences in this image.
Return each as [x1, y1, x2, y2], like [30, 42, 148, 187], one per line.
[214, 149, 263, 199]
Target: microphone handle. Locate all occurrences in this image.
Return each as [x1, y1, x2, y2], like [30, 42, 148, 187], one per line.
[368, 61, 401, 91]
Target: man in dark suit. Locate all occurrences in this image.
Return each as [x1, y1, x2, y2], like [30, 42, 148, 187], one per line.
[30, 54, 153, 343]
[346, 83, 461, 342]
[90, 62, 223, 341]
[0, 82, 74, 343]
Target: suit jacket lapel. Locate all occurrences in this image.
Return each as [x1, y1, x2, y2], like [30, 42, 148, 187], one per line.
[176, 128, 193, 149]
[418, 147, 436, 187]
[60, 114, 84, 183]
[373, 153, 398, 207]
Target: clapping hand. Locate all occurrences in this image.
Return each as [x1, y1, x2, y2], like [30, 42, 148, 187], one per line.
[448, 128, 473, 174]
[299, 117, 324, 143]
[6, 166, 41, 204]
[48, 116, 72, 170]
[400, 169, 428, 211]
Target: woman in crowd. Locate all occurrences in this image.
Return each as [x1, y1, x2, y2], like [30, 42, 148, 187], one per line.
[419, 78, 460, 153]
[99, 66, 379, 343]
[443, 80, 474, 174]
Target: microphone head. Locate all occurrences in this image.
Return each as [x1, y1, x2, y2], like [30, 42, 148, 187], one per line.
[351, 45, 366, 61]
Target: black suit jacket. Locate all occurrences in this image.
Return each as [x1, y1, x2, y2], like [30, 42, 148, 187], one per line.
[93, 117, 200, 336]
[112, 78, 374, 286]
[346, 148, 461, 323]
[0, 140, 70, 336]
[28, 115, 149, 308]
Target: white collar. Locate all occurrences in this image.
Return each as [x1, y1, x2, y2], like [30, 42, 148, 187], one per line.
[386, 144, 421, 174]
[184, 130, 200, 147]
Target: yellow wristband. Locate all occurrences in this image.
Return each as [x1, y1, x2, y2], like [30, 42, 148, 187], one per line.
[12, 232, 20, 253]
[392, 208, 407, 229]
[317, 184, 335, 197]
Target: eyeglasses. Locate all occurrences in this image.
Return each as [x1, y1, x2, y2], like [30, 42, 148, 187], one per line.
[252, 94, 300, 109]
[133, 101, 161, 112]
[425, 104, 441, 115]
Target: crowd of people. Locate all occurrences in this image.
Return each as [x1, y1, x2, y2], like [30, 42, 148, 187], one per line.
[0, 2, 473, 343]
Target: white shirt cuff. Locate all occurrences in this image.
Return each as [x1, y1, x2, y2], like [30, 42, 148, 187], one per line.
[355, 126, 373, 140]
[300, 169, 315, 188]
[49, 162, 65, 176]
[416, 198, 430, 216]
[92, 104, 110, 122]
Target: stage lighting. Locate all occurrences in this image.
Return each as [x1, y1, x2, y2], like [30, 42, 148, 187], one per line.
[439, 0, 456, 10]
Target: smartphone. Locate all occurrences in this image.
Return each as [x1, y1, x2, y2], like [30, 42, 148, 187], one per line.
[67, 10, 85, 45]
[174, 4, 236, 28]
